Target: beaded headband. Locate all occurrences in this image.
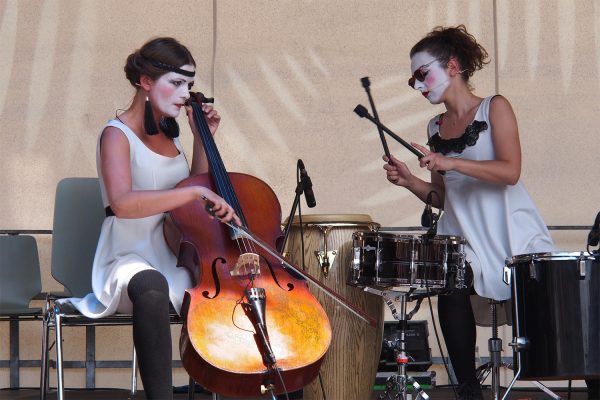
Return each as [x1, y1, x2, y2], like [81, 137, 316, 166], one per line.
[150, 60, 195, 77]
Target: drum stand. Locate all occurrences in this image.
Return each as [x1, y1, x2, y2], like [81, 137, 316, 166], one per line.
[369, 289, 430, 400]
[476, 300, 563, 400]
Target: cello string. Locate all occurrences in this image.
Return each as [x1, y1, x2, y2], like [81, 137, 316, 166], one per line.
[192, 101, 260, 266]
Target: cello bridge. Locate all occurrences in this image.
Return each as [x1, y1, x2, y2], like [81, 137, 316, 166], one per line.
[230, 253, 261, 276]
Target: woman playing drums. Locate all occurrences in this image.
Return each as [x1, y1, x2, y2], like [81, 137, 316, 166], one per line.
[382, 25, 557, 399]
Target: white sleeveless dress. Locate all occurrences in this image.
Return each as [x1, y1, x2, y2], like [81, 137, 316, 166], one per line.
[65, 119, 193, 318]
[427, 96, 556, 301]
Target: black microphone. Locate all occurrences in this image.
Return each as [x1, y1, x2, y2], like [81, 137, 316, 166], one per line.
[421, 203, 433, 228]
[421, 191, 434, 228]
[245, 288, 276, 364]
[298, 159, 316, 208]
[245, 288, 267, 326]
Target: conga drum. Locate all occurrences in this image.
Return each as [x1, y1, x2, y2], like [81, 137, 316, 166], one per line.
[284, 214, 384, 400]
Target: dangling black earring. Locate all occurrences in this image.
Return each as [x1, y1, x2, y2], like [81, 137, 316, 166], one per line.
[144, 96, 159, 135]
[159, 117, 180, 138]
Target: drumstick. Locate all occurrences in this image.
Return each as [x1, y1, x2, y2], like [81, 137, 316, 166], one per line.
[354, 104, 446, 176]
[360, 77, 392, 160]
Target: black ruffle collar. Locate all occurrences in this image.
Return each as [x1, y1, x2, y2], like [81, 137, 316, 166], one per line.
[427, 119, 488, 155]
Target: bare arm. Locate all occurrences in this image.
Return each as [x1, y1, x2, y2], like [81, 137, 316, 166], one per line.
[383, 154, 445, 208]
[414, 96, 522, 185]
[100, 126, 239, 224]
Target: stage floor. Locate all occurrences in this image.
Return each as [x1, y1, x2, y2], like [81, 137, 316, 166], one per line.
[0, 386, 593, 400]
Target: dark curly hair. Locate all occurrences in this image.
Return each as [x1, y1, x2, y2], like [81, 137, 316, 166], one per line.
[410, 25, 489, 83]
[124, 37, 196, 88]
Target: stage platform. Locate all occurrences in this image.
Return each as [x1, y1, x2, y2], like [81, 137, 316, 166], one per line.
[0, 386, 593, 400]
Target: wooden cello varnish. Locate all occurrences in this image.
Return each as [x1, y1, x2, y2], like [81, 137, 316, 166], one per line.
[165, 93, 332, 397]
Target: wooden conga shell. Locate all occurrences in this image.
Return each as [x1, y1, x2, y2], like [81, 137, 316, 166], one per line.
[284, 214, 384, 400]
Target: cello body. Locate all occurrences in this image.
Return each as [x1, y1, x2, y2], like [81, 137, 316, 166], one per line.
[166, 172, 332, 397]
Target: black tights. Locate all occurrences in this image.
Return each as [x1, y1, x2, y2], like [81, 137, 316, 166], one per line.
[438, 287, 478, 386]
[127, 270, 173, 400]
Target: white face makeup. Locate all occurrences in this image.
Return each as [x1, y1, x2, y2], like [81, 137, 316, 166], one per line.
[150, 64, 195, 118]
[410, 51, 449, 104]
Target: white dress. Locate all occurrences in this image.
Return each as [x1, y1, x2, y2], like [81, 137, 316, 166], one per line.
[428, 96, 556, 301]
[65, 120, 193, 318]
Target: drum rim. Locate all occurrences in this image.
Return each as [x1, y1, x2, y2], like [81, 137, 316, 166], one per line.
[354, 231, 417, 240]
[507, 251, 598, 264]
[285, 213, 380, 228]
[354, 232, 466, 243]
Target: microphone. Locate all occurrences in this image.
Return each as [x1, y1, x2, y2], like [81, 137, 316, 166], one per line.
[245, 287, 267, 326]
[298, 159, 316, 208]
[245, 288, 276, 364]
[421, 191, 434, 228]
[421, 203, 433, 228]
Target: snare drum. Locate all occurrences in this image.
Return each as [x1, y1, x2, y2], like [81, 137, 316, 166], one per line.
[349, 232, 466, 291]
[506, 252, 600, 379]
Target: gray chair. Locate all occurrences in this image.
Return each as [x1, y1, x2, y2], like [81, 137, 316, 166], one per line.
[40, 177, 186, 399]
[0, 234, 43, 388]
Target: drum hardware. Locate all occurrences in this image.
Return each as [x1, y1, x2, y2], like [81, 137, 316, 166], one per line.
[314, 225, 335, 276]
[579, 252, 587, 278]
[454, 251, 467, 289]
[507, 336, 529, 352]
[372, 290, 430, 400]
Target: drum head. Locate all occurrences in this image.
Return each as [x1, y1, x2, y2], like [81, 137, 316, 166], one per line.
[285, 214, 380, 229]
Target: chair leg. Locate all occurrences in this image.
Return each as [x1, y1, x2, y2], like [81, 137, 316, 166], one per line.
[55, 312, 65, 400]
[40, 310, 51, 400]
[130, 346, 137, 395]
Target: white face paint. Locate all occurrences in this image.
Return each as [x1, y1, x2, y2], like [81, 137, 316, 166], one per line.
[149, 64, 195, 118]
[410, 51, 449, 104]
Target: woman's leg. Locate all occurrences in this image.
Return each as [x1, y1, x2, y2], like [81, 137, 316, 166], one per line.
[127, 269, 172, 400]
[438, 288, 482, 399]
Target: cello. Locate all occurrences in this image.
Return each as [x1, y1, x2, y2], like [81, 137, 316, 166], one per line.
[164, 92, 334, 397]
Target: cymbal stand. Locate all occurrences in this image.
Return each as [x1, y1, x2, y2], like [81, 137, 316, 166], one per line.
[375, 290, 430, 400]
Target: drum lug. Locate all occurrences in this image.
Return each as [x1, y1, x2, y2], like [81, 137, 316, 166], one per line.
[315, 250, 336, 276]
[351, 246, 360, 271]
[509, 336, 530, 352]
[528, 260, 537, 280]
[455, 252, 467, 289]
[578, 252, 586, 279]
[314, 225, 335, 277]
[503, 265, 511, 285]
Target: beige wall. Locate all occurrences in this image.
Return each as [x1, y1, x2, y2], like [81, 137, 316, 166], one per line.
[1, 0, 598, 391]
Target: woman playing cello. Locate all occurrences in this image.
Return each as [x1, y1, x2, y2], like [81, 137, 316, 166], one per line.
[67, 37, 240, 399]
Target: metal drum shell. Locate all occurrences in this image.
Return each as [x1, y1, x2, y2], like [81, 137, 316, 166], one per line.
[507, 252, 600, 380]
[284, 214, 384, 400]
[351, 232, 465, 291]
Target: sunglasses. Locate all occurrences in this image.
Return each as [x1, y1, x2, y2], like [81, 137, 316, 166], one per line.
[408, 59, 438, 88]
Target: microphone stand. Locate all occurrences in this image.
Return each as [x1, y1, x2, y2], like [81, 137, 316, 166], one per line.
[279, 168, 305, 254]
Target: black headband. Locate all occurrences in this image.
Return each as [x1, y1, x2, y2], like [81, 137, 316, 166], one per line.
[150, 60, 195, 77]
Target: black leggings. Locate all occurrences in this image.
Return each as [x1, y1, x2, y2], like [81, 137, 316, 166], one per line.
[438, 286, 478, 386]
[127, 269, 173, 400]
